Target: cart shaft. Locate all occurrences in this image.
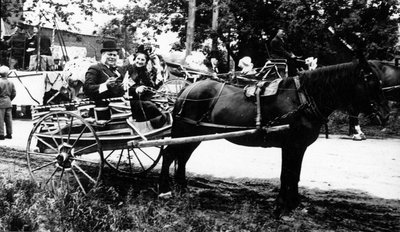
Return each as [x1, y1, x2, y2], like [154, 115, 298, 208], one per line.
[128, 124, 289, 148]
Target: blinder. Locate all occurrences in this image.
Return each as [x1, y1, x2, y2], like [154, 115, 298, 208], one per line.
[358, 62, 386, 119]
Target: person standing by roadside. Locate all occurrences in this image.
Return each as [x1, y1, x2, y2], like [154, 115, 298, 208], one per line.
[0, 66, 16, 140]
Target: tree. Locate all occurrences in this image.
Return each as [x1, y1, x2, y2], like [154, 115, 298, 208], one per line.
[146, 0, 399, 66]
[100, 5, 150, 52]
[2, 0, 103, 33]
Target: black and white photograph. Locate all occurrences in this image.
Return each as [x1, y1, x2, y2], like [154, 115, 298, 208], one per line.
[0, 0, 399, 231]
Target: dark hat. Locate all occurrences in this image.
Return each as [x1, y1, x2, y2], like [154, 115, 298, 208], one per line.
[16, 22, 25, 29]
[100, 40, 120, 53]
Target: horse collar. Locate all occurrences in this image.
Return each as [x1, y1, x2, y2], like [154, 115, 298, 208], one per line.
[293, 76, 328, 123]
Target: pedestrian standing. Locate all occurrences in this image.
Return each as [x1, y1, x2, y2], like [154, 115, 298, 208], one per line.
[0, 65, 16, 139]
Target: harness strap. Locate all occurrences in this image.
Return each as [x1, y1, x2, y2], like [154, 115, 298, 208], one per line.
[197, 82, 226, 124]
[177, 81, 202, 116]
[382, 85, 400, 91]
[293, 76, 328, 123]
[255, 87, 262, 128]
[176, 115, 255, 129]
[293, 76, 307, 104]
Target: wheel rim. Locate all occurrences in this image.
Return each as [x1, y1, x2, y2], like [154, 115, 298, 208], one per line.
[26, 111, 103, 194]
[158, 79, 190, 104]
[103, 146, 163, 176]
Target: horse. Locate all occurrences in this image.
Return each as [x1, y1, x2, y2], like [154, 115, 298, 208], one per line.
[158, 59, 390, 217]
[348, 60, 400, 140]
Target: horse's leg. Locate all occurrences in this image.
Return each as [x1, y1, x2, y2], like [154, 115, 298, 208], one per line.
[158, 142, 200, 195]
[159, 145, 176, 194]
[276, 144, 307, 217]
[174, 142, 200, 193]
[349, 115, 365, 140]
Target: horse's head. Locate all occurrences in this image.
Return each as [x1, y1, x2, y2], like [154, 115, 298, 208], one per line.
[352, 60, 390, 126]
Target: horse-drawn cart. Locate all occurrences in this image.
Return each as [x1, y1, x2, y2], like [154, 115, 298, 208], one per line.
[26, 90, 289, 194]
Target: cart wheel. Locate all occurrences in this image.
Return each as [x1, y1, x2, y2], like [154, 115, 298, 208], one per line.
[26, 111, 103, 194]
[158, 78, 190, 103]
[103, 146, 163, 176]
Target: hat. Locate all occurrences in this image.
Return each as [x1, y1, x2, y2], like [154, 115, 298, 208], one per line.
[100, 40, 120, 53]
[238, 56, 253, 68]
[0, 66, 10, 77]
[16, 22, 25, 29]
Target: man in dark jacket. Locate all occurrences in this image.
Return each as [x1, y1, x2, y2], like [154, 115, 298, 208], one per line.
[270, 28, 299, 77]
[27, 26, 54, 71]
[83, 40, 124, 120]
[7, 23, 28, 70]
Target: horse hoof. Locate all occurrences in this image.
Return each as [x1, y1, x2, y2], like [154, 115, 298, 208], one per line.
[159, 191, 172, 199]
[352, 134, 363, 141]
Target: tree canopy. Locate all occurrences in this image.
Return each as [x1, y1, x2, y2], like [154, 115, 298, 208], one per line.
[3, 0, 399, 66]
[142, 0, 399, 66]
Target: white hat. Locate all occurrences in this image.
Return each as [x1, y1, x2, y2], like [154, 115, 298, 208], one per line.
[0, 65, 10, 77]
[238, 56, 253, 68]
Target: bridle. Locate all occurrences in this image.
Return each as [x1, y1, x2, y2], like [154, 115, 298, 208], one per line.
[358, 61, 386, 120]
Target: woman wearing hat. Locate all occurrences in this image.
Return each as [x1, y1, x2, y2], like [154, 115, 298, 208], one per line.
[123, 49, 166, 128]
[238, 56, 256, 75]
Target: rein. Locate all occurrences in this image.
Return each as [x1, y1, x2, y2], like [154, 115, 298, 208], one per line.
[382, 85, 400, 91]
[293, 76, 328, 123]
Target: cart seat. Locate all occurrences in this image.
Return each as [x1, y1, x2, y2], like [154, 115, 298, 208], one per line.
[126, 117, 155, 135]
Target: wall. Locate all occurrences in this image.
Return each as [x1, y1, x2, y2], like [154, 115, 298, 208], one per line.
[36, 26, 104, 60]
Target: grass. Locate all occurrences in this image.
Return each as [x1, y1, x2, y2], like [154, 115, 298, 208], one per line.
[0, 175, 276, 232]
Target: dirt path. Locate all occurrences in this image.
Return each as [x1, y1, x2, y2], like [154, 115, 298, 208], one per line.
[0, 120, 399, 231]
[188, 136, 400, 200]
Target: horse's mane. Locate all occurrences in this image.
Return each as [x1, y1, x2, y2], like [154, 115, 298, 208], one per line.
[300, 61, 358, 91]
[298, 61, 360, 109]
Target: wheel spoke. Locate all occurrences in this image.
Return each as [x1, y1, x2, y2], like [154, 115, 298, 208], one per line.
[137, 147, 156, 162]
[27, 151, 58, 158]
[105, 150, 116, 160]
[71, 157, 100, 164]
[67, 115, 74, 144]
[71, 125, 89, 148]
[71, 168, 86, 194]
[56, 114, 64, 144]
[116, 149, 124, 169]
[73, 163, 97, 184]
[59, 167, 65, 182]
[131, 149, 145, 170]
[127, 149, 133, 173]
[33, 134, 58, 153]
[45, 166, 60, 185]
[31, 160, 57, 172]
[74, 143, 97, 154]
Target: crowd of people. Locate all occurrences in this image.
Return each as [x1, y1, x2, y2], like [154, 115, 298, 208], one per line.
[0, 22, 54, 71]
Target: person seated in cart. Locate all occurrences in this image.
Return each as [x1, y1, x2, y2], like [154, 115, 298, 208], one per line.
[83, 40, 166, 128]
[269, 28, 301, 77]
[122, 46, 166, 129]
[83, 40, 125, 119]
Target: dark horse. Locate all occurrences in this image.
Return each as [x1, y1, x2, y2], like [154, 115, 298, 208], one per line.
[348, 60, 400, 140]
[158, 59, 390, 217]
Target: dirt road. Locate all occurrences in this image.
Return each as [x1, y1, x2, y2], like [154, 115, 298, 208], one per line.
[1, 119, 399, 200]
